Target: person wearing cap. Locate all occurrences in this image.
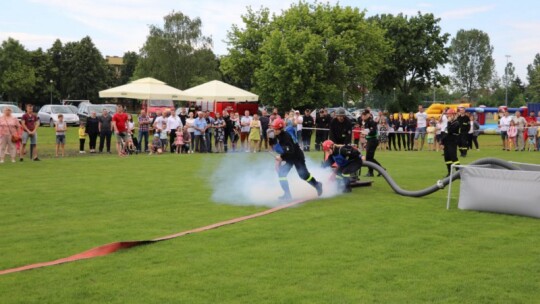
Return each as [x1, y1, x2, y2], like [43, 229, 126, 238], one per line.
[456, 106, 470, 157]
[148, 133, 163, 155]
[315, 109, 330, 151]
[272, 118, 323, 201]
[329, 107, 352, 145]
[442, 108, 460, 176]
[322, 140, 364, 193]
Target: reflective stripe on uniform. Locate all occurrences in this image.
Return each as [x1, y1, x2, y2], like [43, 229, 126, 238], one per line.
[306, 175, 313, 182]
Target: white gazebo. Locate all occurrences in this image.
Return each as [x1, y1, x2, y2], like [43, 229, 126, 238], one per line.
[99, 77, 187, 100]
[182, 80, 258, 102]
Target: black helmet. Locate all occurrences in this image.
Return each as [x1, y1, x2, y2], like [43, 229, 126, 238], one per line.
[336, 108, 346, 116]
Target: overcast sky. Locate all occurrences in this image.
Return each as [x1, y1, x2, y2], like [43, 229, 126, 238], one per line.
[2, 0, 539, 82]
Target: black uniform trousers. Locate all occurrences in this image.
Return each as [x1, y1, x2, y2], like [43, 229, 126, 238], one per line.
[458, 133, 468, 157]
[365, 138, 382, 174]
[443, 138, 459, 175]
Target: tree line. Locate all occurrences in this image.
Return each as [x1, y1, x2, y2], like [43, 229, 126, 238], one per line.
[1, 3, 539, 111]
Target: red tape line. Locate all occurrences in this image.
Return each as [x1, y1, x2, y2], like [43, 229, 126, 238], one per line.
[0, 198, 310, 275]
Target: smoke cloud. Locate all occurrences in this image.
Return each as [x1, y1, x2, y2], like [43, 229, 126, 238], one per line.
[210, 153, 341, 207]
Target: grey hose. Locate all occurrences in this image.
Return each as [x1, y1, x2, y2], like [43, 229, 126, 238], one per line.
[362, 158, 521, 197]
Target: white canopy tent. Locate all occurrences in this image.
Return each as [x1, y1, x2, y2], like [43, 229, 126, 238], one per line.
[99, 77, 187, 100]
[182, 80, 258, 102]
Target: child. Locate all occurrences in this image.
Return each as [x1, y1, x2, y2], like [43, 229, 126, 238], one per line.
[175, 126, 184, 154]
[55, 114, 67, 157]
[182, 127, 191, 153]
[159, 121, 168, 150]
[267, 127, 275, 151]
[213, 114, 225, 153]
[426, 121, 436, 151]
[249, 113, 261, 152]
[78, 122, 87, 154]
[149, 133, 163, 155]
[507, 120, 517, 151]
[352, 123, 361, 147]
[435, 120, 443, 152]
[526, 126, 537, 151]
[125, 136, 136, 155]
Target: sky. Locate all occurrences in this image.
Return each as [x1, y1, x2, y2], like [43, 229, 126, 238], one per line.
[2, 0, 539, 82]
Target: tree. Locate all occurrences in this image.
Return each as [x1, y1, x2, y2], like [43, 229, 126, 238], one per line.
[119, 51, 139, 84]
[28, 48, 56, 104]
[221, 7, 271, 90]
[0, 38, 36, 102]
[134, 11, 221, 89]
[449, 29, 494, 101]
[61, 36, 109, 100]
[226, 3, 390, 110]
[47, 39, 64, 99]
[526, 53, 540, 102]
[370, 12, 450, 111]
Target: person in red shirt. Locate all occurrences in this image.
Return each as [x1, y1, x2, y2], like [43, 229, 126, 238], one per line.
[112, 104, 129, 156]
[21, 104, 41, 161]
[526, 111, 538, 126]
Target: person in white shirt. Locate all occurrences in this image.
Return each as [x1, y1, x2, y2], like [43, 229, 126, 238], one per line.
[294, 110, 303, 149]
[167, 110, 182, 153]
[414, 105, 428, 150]
[513, 111, 527, 151]
[240, 110, 252, 152]
[498, 111, 512, 151]
[185, 112, 196, 153]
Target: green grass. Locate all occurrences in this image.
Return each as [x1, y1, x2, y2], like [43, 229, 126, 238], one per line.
[1, 127, 540, 303]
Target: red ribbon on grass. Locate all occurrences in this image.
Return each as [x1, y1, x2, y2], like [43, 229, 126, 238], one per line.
[0, 198, 310, 275]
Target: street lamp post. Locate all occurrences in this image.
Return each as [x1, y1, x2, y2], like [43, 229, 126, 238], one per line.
[49, 80, 53, 104]
[393, 87, 396, 103]
[505, 55, 511, 107]
[433, 81, 440, 103]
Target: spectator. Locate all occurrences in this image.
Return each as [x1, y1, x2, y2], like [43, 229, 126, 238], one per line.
[98, 109, 113, 153]
[469, 114, 480, 151]
[249, 113, 261, 152]
[329, 108, 352, 145]
[205, 111, 215, 153]
[437, 109, 448, 152]
[379, 119, 389, 151]
[186, 112, 195, 153]
[507, 120, 517, 151]
[301, 109, 313, 151]
[513, 111, 527, 151]
[21, 104, 40, 161]
[213, 112, 225, 153]
[55, 114, 67, 157]
[182, 126, 191, 154]
[167, 110, 182, 153]
[294, 110, 303, 149]
[159, 120, 169, 150]
[112, 104, 129, 157]
[151, 111, 163, 134]
[86, 111, 99, 153]
[426, 119, 436, 151]
[174, 126, 184, 154]
[525, 111, 537, 126]
[240, 110, 252, 152]
[498, 111, 511, 151]
[526, 123, 537, 151]
[193, 111, 207, 153]
[148, 133, 163, 155]
[0, 106, 22, 163]
[79, 122, 87, 154]
[137, 110, 150, 153]
[395, 112, 406, 151]
[387, 115, 397, 151]
[178, 108, 188, 127]
[352, 122, 361, 147]
[414, 105, 428, 151]
[405, 112, 416, 151]
[223, 110, 233, 152]
[231, 112, 241, 152]
[260, 109, 270, 152]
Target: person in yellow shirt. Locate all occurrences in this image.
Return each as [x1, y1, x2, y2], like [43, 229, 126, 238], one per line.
[79, 122, 87, 154]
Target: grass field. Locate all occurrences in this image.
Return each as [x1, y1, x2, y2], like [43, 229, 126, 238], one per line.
[1, 127, 540, 303]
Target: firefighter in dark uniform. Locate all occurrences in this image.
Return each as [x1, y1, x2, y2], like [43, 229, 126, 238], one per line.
[315, 109, 330, 151]
[362, 110, 384, 177]
[301, 109, 314, 151]
[322, 140, 364, 193]
[272, 118, 323, 201]
[457, 106, 470, 157]
[329, 108, 352, 145]
[442, 108, 460, 176]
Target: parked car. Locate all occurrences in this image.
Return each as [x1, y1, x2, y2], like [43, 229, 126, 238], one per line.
[38, 105, 80, 127]
[0, 104, 25, 120]
[77, 104, 117, 123]
[67, 105, 79, 114]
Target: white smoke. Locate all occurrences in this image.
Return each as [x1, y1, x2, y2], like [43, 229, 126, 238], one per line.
[210, 153, 341, 207]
